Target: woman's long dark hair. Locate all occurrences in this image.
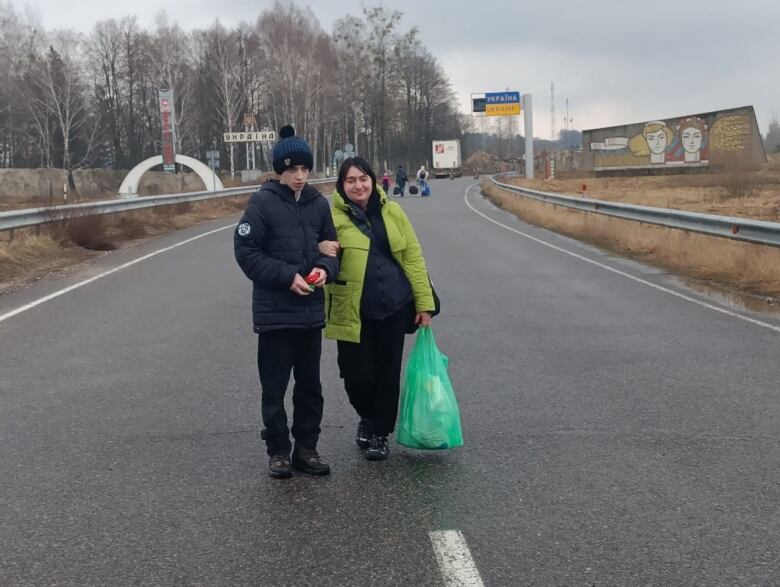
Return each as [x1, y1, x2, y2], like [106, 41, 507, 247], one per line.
[336, 157, 378, 201]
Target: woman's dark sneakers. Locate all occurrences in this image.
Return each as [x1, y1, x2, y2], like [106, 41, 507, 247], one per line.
[366, 435, 389, 461]
[356, 419, 371, 449]
[268, 454, 293, 478]
[292, 445, 331, 475]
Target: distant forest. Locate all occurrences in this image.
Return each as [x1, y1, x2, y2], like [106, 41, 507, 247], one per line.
[0, 2, 463, 174]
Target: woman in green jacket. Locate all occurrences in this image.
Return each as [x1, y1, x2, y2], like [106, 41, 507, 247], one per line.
[319, 157, 436, 461]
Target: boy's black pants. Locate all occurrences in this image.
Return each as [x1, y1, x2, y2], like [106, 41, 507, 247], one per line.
[257, 328, 323, 456]
[336, 306, 409, 435]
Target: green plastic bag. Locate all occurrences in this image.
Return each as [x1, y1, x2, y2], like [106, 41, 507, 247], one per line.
[397, 327, 463, 450]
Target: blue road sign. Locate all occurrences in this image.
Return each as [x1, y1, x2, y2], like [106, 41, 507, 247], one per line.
[485, 91, 521, 105]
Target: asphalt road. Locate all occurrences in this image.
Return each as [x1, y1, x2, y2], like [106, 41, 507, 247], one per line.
[1, 178, 779, 586]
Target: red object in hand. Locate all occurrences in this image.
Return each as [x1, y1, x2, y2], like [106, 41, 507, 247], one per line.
[305, 271, 320, 285]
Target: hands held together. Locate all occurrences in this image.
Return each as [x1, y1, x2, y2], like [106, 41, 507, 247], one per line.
[290, 240, 340, 294]
[290, 268, 326, 296]
[289, 240, 336, 295]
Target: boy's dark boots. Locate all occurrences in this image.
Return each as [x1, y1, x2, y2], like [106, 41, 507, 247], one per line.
[355, 419, 371, 449]
[292, 444, 331, 476]
[366, 434, 389, 461]
[268, 454, 293, 479]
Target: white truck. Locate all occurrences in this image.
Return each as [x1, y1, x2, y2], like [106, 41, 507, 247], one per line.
[431, 139, 462, 178]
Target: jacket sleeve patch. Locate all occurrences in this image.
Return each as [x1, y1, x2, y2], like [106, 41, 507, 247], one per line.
[237, 222, 251, 237]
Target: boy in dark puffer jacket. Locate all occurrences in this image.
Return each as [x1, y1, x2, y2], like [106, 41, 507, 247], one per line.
[234, 125, 338, 479]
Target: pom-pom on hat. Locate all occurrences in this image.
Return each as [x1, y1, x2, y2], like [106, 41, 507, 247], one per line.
[272, 125, 313, 174]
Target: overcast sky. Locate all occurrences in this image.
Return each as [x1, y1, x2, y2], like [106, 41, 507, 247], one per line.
[17, 0, 780, 138]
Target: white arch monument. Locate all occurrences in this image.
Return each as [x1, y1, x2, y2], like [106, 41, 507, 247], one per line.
[118, 154, 224, 197]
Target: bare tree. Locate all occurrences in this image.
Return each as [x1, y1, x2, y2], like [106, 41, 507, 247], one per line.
[4, 8, 53, 167]
[766, 117, 780, 153]
[88, 19, 125, 166]
[209, 21, 244, 177]
[119, 17, 147, 164]
[257, 4, 314, 126]
[22, 31, 91, 171]
[0, 1, 25, 166]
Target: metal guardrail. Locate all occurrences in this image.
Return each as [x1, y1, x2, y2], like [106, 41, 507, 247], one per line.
[0, 177, 336, 233]
[489, 174, 780, 248]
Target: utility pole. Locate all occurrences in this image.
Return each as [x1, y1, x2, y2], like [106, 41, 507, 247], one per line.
[550, 82, 556, 142]
[524, 93, 534, 180]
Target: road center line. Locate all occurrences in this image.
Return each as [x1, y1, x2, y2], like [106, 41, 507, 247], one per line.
[464, 184, 780, 334]
[430, 530, 485, 587]
[0, 224, 234, 325]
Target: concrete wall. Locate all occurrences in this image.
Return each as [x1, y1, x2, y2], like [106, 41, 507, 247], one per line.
[0, 169, 209, 201]
[582, 106, 766, 173]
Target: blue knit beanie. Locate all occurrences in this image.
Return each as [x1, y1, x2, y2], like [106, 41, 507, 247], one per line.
[272, 125, 313, 174]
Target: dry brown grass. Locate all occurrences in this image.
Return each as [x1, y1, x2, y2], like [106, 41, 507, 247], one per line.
[510, 153, 780, 222]
[0, 196, 246, 289]
[0, 183, 336, 291]
[0, 233, 97, 284]
[483, 183, 780, 299]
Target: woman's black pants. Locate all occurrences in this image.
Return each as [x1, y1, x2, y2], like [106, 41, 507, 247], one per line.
[336, 307, 409, 435]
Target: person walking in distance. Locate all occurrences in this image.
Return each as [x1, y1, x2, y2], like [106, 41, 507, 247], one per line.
[416, 165, 429, 194]
[395, 165, 407, 196]
[234, 125, 339, 478]
[318, 157, 436, 461]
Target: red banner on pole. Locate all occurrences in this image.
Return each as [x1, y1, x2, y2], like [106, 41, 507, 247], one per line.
[159, 90, 176, 173]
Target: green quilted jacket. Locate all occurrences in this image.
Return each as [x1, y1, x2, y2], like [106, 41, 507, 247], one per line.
[324, 186, 435, 342]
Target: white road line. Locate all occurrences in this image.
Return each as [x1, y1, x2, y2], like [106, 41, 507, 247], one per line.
[465, 184, 780, 334]
[430, 530, 485, 587]
[0, 224, 234, 325]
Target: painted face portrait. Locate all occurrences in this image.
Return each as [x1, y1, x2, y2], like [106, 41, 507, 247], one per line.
[681, 126, 704, 154]
[645, 129, 668, 155]
[628, 121, 672, 163]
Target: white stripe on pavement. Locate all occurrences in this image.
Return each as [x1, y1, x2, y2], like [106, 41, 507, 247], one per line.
[430, 530, 485, 587]
[465, 184, 780, 334]
[0, 224, 234, 325]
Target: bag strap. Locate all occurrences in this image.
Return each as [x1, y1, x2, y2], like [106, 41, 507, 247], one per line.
[348, 212, 376, 241]
[348, 207, 440, 318]
[347, 208, 394, 259]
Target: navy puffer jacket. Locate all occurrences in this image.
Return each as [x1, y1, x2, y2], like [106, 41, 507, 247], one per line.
[234, 180, 338, 333]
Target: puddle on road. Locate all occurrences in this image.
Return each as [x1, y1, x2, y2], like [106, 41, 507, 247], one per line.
[680, 278, 780, 316]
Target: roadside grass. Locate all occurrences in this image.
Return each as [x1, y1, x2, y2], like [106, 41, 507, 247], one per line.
[482, 182, 780, 299]
[0, 198, 248, 290]
[510, 154, 780, 222]
[0, 171, 276, 212]
[0, 186, 310, 293]
[0, 234, 95, 284]
[0, 184, 333, 292]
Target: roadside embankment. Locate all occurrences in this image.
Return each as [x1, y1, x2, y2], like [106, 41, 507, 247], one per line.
[0, 169, 211, 211]
[0, 180, 336, 293]
[506, 153, 780, 222]
[482, 180, 780, 300]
